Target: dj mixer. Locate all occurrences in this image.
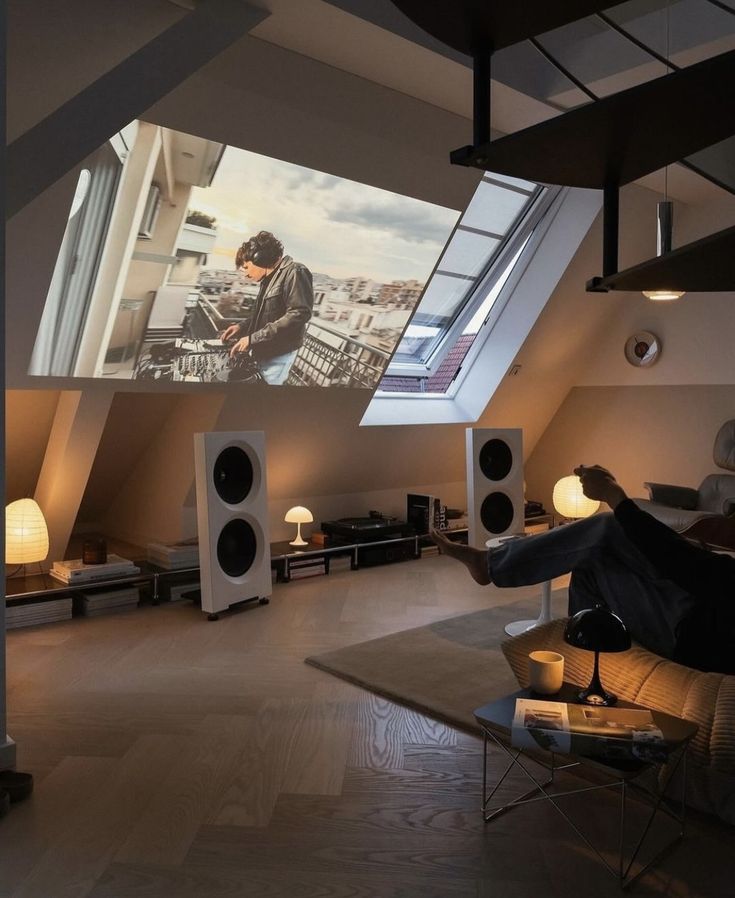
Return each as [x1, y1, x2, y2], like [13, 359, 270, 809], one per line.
[134, 338, 263, 383]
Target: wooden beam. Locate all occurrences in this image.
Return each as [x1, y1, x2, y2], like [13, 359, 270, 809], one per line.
[6, 0, 269, 219]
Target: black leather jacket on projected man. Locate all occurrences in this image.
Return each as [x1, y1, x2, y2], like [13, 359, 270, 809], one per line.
[237, 255, 313, 361]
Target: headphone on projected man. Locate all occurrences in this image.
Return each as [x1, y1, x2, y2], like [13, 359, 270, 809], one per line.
[236, 231, 284, 270]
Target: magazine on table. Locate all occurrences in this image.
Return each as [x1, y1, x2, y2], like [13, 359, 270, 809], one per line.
[511, 698, 668, 763]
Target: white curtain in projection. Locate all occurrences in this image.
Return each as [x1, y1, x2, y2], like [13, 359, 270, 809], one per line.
[29, 144, 121, 377]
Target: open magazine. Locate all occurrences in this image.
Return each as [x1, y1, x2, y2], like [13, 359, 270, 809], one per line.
[511, 698, 668, 764]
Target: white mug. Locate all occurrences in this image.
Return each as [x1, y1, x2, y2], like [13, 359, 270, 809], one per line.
[528, 650, 564, 695]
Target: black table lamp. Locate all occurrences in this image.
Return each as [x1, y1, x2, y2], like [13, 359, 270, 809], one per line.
[563, 605, 631, 706]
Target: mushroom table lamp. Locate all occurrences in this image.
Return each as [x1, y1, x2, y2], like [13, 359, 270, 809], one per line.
[285, 506, 313, 547]
[553, 475, 600, 522]
[563, 605, 631, 706]
[5, 498, 49, 571]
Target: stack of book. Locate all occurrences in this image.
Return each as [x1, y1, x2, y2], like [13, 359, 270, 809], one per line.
[80, 587, 140, 617]
[289, 556, 326, 580]
[6, 597, 73, 629]
[147, 541, 199, 569]
[49, 554, 140, 585]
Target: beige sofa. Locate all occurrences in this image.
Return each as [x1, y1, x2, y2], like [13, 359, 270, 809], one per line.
[502, 619, 735, 824]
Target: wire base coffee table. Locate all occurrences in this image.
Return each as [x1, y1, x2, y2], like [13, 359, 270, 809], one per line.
[474, 686, 698, 890]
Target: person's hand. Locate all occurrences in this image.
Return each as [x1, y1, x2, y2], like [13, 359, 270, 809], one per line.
[573, 464, 628, 509]
[220, 324, 241, 343]
[229, 336, 250, 357]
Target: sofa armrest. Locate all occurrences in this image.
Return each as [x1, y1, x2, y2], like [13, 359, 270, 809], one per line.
[644, 482, 699, 509]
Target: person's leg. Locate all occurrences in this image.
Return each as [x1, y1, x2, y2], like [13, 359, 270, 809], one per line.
[431, 531, 491, 584]
[434, 512, 661, 589]
[258, 350, 298, 385]
[488, 512, 657, 587]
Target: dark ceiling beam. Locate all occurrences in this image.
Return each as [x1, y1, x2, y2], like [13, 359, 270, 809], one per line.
[450, 50, 735, 188]
[389, 1, 614, 54]
[6, 0, 269, 220]
[587, 225, 735, 293]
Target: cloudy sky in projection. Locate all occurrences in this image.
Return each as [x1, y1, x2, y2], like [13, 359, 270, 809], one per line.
[187, 143, 459, 283]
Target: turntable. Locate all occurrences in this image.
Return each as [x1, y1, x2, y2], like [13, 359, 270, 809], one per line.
[321, 516, 414, 544]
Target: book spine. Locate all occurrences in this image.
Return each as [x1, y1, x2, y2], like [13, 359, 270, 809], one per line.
[52, 564, 138, 578]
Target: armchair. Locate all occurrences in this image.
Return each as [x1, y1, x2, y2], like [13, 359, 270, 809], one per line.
[635, 419, 735, 546]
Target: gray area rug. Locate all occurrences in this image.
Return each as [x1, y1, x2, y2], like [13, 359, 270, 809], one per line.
[305, 597, 563, 735]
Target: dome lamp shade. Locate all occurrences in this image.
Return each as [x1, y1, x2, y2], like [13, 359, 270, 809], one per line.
[284, 506, 313, 547]
[564, 605, 631, 706]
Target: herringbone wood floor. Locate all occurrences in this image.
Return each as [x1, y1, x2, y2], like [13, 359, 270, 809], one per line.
[2, 556, 732, 897]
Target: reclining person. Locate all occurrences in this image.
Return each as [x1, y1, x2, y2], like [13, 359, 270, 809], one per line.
[432, 465, 735, 675]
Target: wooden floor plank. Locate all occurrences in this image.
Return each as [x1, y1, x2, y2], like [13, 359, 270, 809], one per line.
[3, 556, 730, 897]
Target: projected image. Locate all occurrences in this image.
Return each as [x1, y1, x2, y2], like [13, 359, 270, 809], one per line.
[29, 120, 459, 387]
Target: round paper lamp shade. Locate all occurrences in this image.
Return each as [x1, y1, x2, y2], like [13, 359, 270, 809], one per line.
[553, 475, 600, 519]
[284, 506, 313, 524]
[6, 499, 49, 564]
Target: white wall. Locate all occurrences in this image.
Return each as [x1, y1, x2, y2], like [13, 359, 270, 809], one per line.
[526, 385, 735, 513]
[5, 2, 734, 546]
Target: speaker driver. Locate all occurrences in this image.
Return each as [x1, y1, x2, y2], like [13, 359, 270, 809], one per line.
[478, 439, 513, 481]
[217, 519, 257, 577]
[480, 492, 515, 534]
[213, 446, 254, 504]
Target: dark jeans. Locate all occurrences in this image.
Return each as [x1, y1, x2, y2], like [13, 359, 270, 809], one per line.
[488, 513, 695, 658]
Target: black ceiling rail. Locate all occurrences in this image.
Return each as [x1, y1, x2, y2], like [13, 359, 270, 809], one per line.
[587, 225, 735, 293]
[450, 50, 735, 188]
[529, 36, 599, 102]
[703, 0, 735, 16]
[389, 1, 615, 55]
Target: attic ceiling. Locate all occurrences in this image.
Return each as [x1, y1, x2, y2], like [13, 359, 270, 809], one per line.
[9, 1, 733, 207]
[245, 0, 734, 205]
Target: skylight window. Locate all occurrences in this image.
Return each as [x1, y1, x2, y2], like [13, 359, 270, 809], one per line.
[381, 172, 546, 390]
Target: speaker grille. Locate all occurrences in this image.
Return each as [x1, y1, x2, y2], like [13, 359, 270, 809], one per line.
[480, 492, 515, 534]
[217, 519, 257, 577]
[213, 446, 253, 504]
[478, 439, 513, 481]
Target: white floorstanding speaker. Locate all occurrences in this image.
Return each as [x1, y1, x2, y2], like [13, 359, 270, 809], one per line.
[466, 428, 524, 548]
[194, 431, 272, 619]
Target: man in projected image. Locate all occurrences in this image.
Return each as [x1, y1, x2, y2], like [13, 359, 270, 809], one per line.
[220, 231, 314, 385]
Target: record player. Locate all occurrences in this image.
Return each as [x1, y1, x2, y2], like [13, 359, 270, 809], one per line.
[321, 515, 414, 545]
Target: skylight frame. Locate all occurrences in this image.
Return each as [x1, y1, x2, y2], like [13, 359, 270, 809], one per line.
[386, 178, 559, 384]
[385, 178, 553, 381]
[377, 184, 565, 399]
